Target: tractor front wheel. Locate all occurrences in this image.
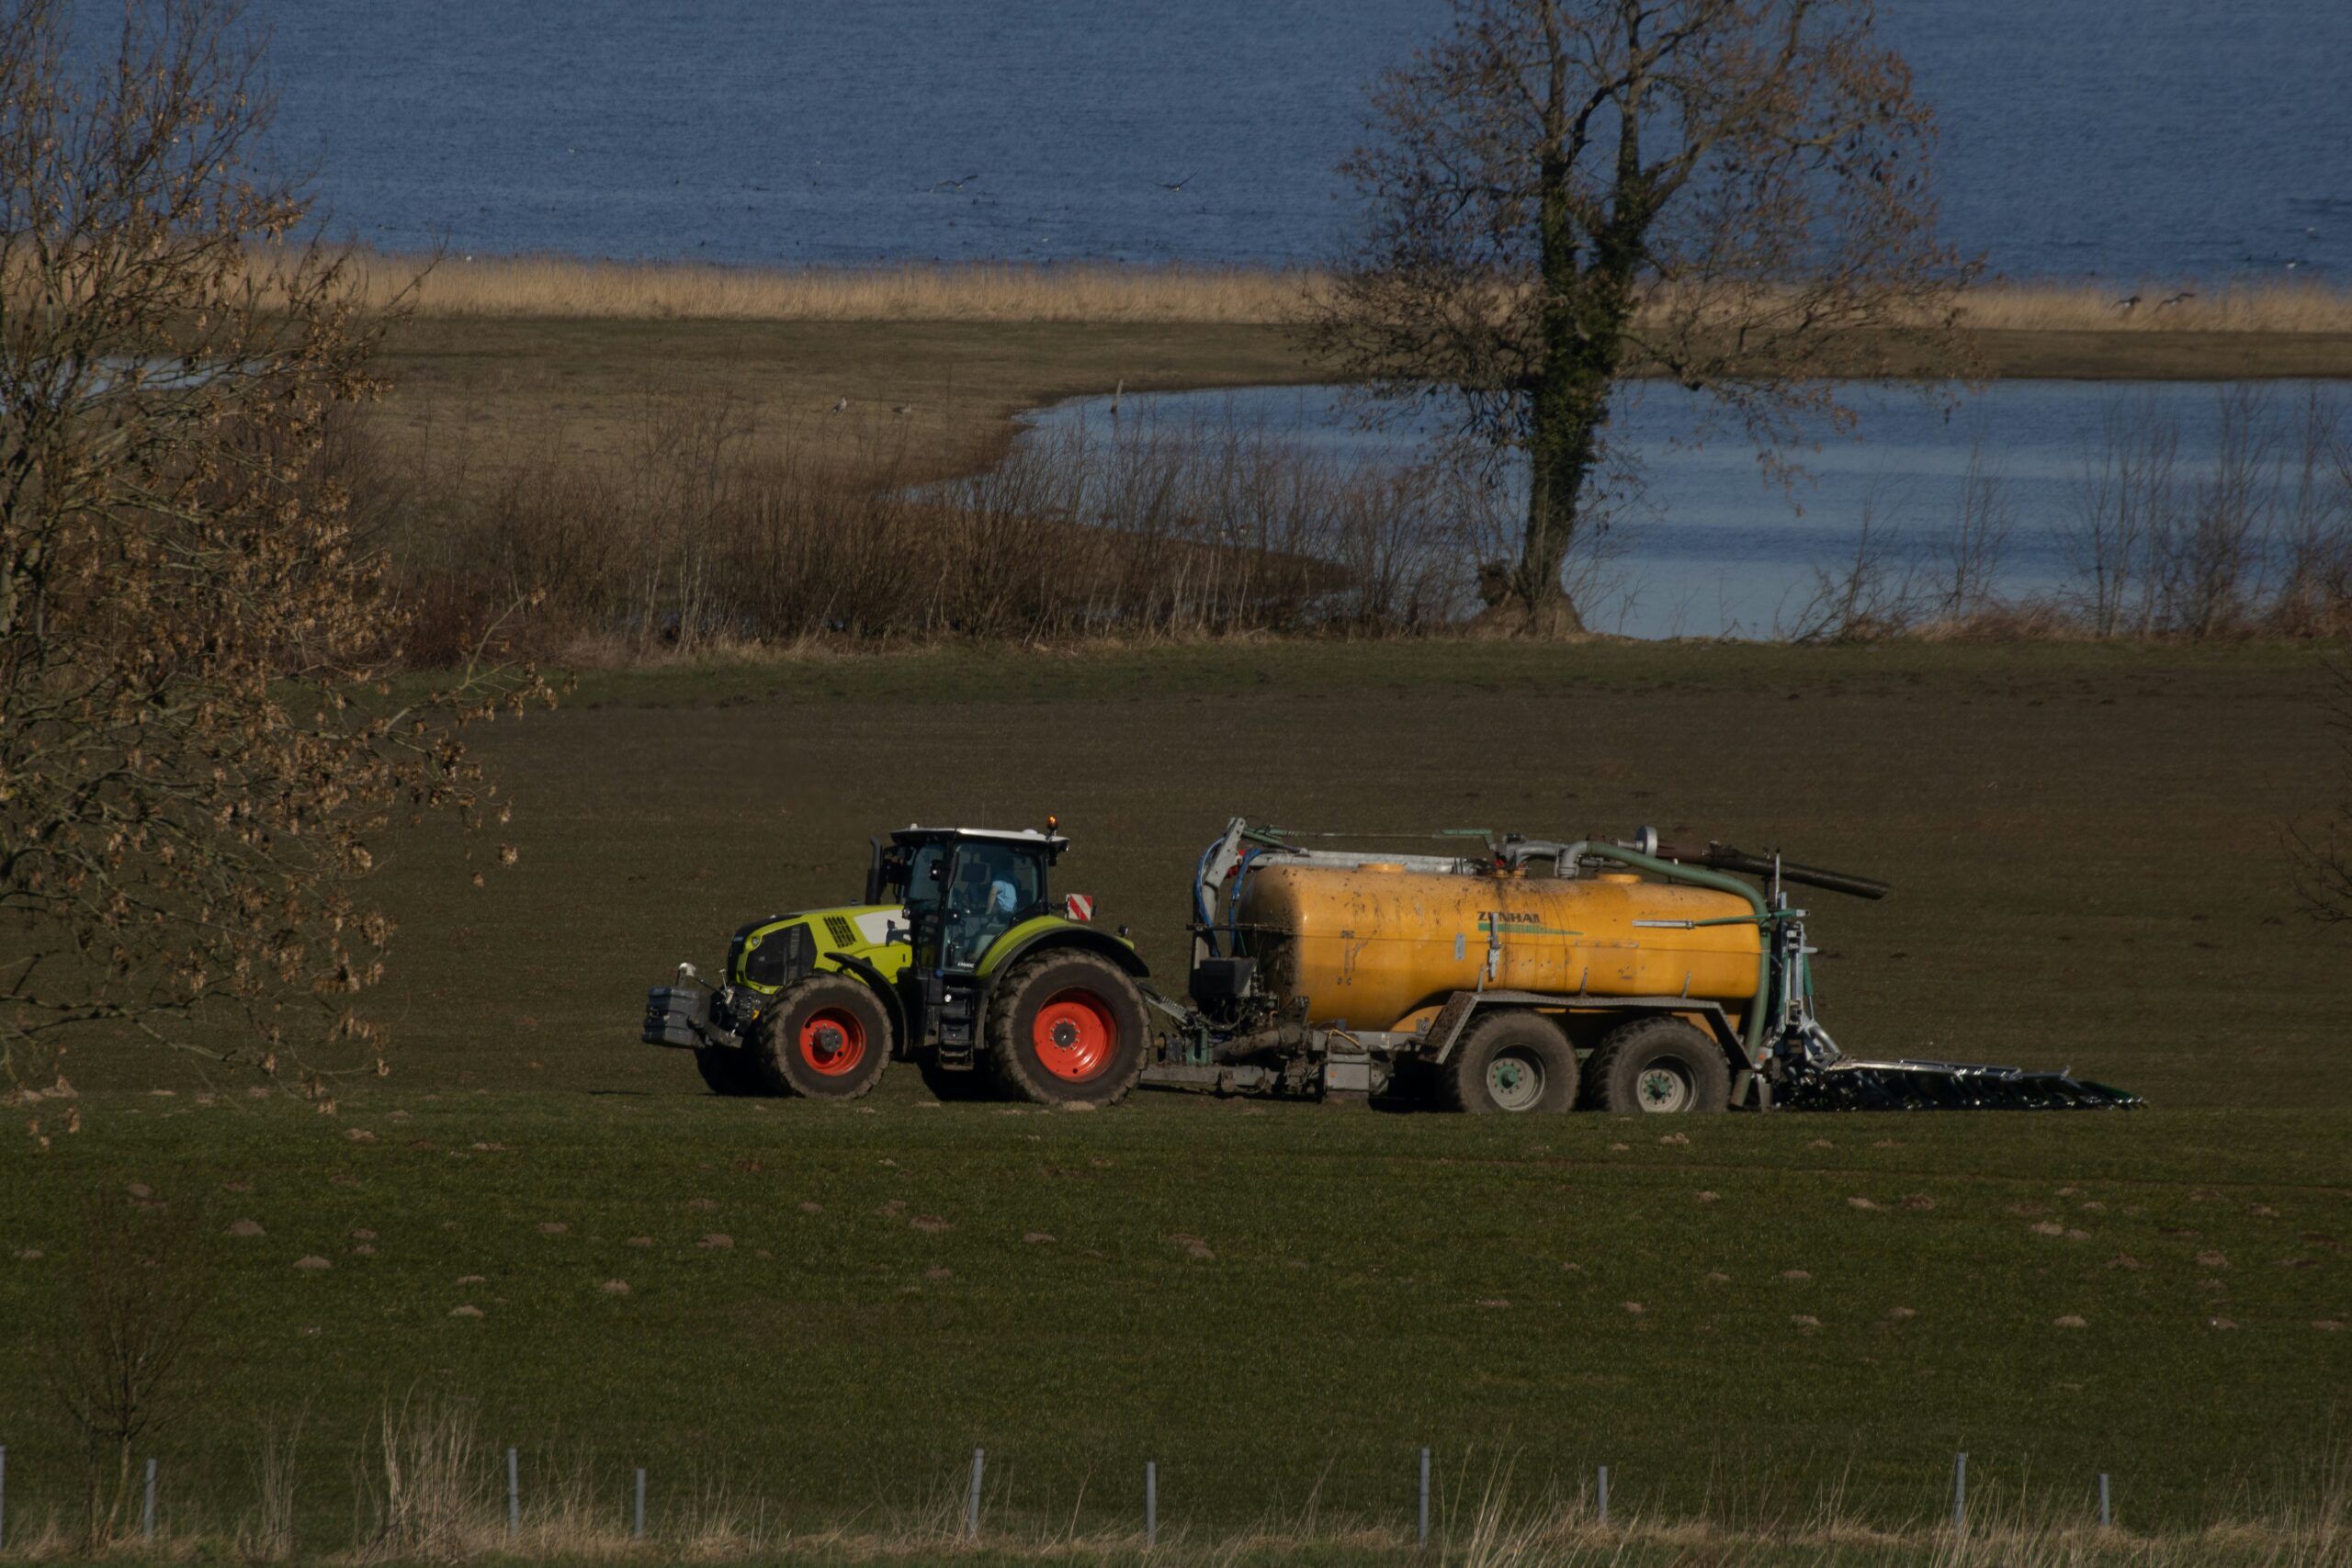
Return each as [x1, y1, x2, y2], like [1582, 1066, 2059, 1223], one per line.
[984, 952, 1148, 1108]
[1584, 1017, 1731, 1113]
[750, 975, 894, 1100]
[1442, 1010, 1578, 1113]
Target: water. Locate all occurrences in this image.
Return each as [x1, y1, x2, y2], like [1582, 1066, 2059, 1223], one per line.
[1020, 380, 2346, 639]
[197, 0, 2352, 278]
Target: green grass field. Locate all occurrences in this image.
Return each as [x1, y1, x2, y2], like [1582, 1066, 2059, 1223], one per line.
[5, 641, 2349, 1561]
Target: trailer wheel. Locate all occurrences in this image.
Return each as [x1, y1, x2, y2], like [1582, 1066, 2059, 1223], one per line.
[985, 951, 1148, 1108]
[693, 1046, 766, 1098]
[1443, 1011, 1578, 1113]
[1585, 1017, 1731, 1114]
[750, 975, 893, 1100]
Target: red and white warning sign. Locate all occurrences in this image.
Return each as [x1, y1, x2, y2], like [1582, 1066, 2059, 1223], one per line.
[1063, 893, 1094, 922]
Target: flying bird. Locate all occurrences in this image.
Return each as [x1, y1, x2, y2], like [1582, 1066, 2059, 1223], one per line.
[1159, 175, 1194, 192]
[933, 174, 980, 191]
[2157, 291, 2195, 309]
[2113, 294, 2143, 312]
[891, 403, 914, 417]
[831, 395, 849, 413]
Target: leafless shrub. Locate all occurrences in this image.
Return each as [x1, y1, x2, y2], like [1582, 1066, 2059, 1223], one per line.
[400, 400, 1496, 655]
[1781, 486, 1919, 642]
[2269, 392, 2352, 638]
[2065, 395, 2185, 637]
[235, 1410, 304, 1562]
[356, 1393, 492, 1562]
[1928, 433, 2017, 622]
[2060, 387, 2352, 641]
[45, 1191, 215, 1549]
[2166, 385, 2281, 637]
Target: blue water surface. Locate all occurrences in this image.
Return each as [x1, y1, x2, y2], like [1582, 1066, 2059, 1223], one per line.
[183, 0, 2352, 278]
[1022, 380, 2348, 638]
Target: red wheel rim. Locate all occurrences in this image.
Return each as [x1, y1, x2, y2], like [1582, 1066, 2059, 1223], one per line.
[1032, 988, 1117, 1082]
[797, 1007, 868, 1077]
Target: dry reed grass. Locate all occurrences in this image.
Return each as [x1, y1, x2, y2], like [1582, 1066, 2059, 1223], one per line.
[1952, 278, 2352, 336]
[354, 252, 1318, 324]
[338, 249, 2352, 334]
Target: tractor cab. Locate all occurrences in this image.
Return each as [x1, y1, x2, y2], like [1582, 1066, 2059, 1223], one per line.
[871, 826, 1067, 973]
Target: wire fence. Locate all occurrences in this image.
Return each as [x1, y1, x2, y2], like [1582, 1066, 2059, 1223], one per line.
[0, 1438, 2143, 1554]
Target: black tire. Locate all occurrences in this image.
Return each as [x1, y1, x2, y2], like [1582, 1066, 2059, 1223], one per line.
[984, 950, 1149, 1108]
[1442, 1010, 1579, 1113]
[749, 974, 894, 1100]
[1584, 1017, 1731, 1114]
[692, 1045, 766, 1097]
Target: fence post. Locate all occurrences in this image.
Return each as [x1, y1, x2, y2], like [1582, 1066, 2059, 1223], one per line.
[1, 1442, 8, 1551]
[966, 1448, 985, 1540]
[2098, 1472, 2111, 1529]
[1145, 1460, 1157, 1548]
[634, 1466, 647, 1540]
[506, 1447, 519, 1540]
[1599, 1464, 1612, 1526]
[1418, 1447, 1430, 1547]
[142, 1457, 157, 1541]
[1952, 1452, 1967, 1534]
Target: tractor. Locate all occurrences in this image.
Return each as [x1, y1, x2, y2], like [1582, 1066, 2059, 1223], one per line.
[641, 822, 1151, 1105]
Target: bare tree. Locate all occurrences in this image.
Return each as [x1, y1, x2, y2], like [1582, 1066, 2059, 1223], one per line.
[1306, 0, 1971, 632]
[47, 1191, 215, 1548]
[0, 0, 546, 1092]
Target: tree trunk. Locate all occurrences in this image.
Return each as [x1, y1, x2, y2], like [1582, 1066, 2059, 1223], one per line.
[1509, 31, 1646, 638]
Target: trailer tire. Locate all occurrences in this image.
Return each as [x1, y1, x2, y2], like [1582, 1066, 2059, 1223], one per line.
[749, 974, 893, 1100]
[985, 951, 1148, 1108]
[693, 1046, 766, 1098]
[1442, 1010, 1579, 1113]
[1585, 1017, 1731, 1114]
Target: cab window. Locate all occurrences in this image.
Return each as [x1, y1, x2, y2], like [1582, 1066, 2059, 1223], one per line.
[903, 842, 948, 908]
[943, 841, 1046, 964]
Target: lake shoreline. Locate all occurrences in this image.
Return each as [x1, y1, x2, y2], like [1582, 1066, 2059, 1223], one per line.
[374, 315, 2352, 525]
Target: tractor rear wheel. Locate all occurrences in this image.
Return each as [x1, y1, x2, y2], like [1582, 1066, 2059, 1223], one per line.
[693, 1045, 765, 1097]
[1442, 1010, 1578, 1113]
[1585, 1017, 1731, 1113]
[750, 974, 893, 1100]
[984, 951, 1148, 1108]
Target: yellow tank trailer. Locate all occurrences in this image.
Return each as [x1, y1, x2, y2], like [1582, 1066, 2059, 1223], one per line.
[1235, 863, 1761, 1037]
[1154, 818, 2140, 1114]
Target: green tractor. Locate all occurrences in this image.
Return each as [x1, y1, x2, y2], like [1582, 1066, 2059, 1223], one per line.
[641, 824, 1152, 1105]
